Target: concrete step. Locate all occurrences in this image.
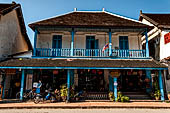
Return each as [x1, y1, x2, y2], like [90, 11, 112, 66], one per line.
[122, 92, 151, 100]
[85, 92, 109, 100]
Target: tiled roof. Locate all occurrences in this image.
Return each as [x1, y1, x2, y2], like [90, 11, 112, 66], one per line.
[0, 2, 32, 50]
[0, 58, 167, 68]
[29, 11, 152, 31]
[139, 11, 170, 28]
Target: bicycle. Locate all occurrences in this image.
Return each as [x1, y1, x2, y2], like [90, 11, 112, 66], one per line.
[16, 89, 36, 100]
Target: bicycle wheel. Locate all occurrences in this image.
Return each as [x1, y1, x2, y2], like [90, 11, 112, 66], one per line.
[16, 92, 20, 99]
[50, 95, 56, 103]
[34, 96, 41, 104]
[16, 92, 27, 100]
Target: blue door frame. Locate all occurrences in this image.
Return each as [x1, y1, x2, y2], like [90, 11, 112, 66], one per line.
[86, 36, 99, 56]
[52, 35, 62, 56]
[119, 36, 129, 57]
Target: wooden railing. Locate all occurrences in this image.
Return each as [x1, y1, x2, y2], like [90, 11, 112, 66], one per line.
[36, 48, 146, 58]
[112, 49, 146, 58]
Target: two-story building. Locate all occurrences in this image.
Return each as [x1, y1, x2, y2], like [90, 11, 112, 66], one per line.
[0, 2, 32, 99]
[0, 9, 167, 101]
[139, 10, 170, 95]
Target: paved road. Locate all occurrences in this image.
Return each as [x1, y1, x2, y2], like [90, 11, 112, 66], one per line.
[0, 109, 170, 113]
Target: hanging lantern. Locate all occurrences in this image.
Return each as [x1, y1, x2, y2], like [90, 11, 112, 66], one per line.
[92, 69, 96, 74]
[53, 70, 59, 75]
[98, 70, 103, 75]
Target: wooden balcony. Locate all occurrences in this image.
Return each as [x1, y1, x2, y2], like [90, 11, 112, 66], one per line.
[35, 48, 146, 58]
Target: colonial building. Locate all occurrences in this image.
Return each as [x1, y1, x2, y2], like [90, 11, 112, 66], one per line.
[0, 2, 32, 99]
[0, 9, 167, 101]
[139, 11, 170, 95]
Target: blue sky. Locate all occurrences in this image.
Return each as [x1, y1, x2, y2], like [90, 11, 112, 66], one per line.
[1, 0, 170, 45]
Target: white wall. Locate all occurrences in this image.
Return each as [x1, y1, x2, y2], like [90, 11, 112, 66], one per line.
[160, 30, 170, 60]
[37, 31, 141, 50]
[0, 10, 29, 58]
[141, 18, 154, 26]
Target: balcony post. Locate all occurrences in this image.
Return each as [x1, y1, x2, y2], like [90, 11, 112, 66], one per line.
[70, 28, 74, 56]
[33, 29, 38, 56]
[20, 69, 25, 100]
[109, 29, 112, 56]
[144, 29, 149, 57]
[67, 69, 71, 102]
[113, 77, 117, 101]
[158, 70, 165, 101]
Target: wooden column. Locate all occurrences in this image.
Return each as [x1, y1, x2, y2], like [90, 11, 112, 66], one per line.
[158, 70, 165, 101]
[113, 77, 117, 101]
[20, 69, 25, 100]
[70, 28, 74, 56]
[33, 29, 38, 56]
[144, 30, 149, 57]
[67, 69, 71, 102]
[109, 29, 112, 56]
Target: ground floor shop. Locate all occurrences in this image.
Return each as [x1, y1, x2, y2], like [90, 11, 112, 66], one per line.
[0, 69, 167, 101]
[0, 58, 168, 101]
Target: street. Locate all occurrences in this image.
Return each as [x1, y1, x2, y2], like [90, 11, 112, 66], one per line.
[0, 109, 170, 113]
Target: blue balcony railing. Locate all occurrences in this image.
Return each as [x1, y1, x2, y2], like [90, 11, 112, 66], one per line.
[36, 48, 146, 58]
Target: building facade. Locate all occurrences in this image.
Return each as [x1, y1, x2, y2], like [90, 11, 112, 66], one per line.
[0, 2, 32, 99]
[0, 9, 167, 101]
[139, 11, 170, 94]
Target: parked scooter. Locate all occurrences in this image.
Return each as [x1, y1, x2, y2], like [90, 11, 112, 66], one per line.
[33, 89, 56, 104]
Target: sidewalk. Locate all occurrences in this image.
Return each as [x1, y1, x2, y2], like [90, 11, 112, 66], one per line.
[0, 101, 170, 109]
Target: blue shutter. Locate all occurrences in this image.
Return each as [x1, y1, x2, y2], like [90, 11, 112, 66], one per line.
[119, 36, 129, 50]
[119, 36, 129, 57]
[52, 35, 62, 56]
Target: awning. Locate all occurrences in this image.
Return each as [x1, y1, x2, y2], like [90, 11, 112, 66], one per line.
[0, 58, 167, 70]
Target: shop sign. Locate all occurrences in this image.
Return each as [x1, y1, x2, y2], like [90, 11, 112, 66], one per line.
[164, 33, 170, 44]
[110, 71, 120, 77]
[33, 82, 38, 88]
[5, 69, 16, 74]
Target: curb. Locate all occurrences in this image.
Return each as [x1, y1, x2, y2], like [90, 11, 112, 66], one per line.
[0, 106, 170, 109]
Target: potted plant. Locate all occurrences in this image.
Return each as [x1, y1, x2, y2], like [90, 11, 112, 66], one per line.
[120, 96, 130, 102]
[54, 89, 61, 102]
[154, 90, 161, 100]
[60, 84, 68, 102]
[108, 92, 114, 101]
[168, 91, 170, 100]
[116, 91, 130, 102]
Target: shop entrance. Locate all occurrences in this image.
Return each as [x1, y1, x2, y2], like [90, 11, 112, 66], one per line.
[118, 70, 146, 92]
[78, 69, 106, 92]
[33, 69, 67, 92]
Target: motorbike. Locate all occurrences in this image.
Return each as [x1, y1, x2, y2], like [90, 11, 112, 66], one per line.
[33, 89, 56, 104]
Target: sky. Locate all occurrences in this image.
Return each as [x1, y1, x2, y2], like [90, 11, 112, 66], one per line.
[1, 0, 170, 45]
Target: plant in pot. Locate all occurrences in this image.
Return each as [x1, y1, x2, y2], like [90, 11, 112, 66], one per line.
[60, 84, 68, 102]
[154, 90, 161, 100]
[168, 91, 170, 100]
[120, 96, 130, 102]
[116, 91, 130, 102]
[54, 89, 61, 102]
[108, 92, 114, 101]
[70, 86, 75, 101]
[116, 91, 123, 102]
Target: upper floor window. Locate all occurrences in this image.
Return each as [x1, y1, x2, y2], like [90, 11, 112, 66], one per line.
[119, 36, 129, 50]
[86, 36, 98, 49]
[52, 35, 62, 49]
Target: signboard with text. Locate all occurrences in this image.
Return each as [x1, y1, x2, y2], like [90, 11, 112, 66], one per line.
[164, 33, 170, 44]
